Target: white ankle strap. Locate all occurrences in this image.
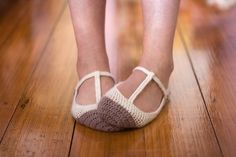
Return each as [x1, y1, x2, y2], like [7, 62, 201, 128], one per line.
[74, 71, 114, 103]
[129, 66, 169, 103]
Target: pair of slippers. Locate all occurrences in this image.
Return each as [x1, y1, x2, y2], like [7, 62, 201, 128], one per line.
[71, 66, 170, 132]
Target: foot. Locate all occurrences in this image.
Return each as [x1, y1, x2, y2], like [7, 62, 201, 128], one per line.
[97, 58, 173, 129]
[76, 73, 115, 105]
[72, 68, 124, 132]
[117, 58, 173, 112]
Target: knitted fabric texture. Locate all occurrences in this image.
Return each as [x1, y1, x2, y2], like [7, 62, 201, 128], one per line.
[98, 96, 136, 128]
[71, 71, 122, 131]
[77, 109, 123, 131]
[98, 66, 169, 128]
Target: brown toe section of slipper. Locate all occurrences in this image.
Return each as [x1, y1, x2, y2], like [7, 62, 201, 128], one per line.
[77, 110, 123, 132]
[98, 97, 137, 128]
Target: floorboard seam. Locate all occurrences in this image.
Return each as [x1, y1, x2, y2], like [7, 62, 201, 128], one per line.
[0, 1, 67, 144]
[177, 26, 224, 157]
[68, 121, 76, 157]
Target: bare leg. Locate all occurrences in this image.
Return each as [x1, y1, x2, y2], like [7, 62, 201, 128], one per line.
[118, 0, 180, 112]
[68, 0, 114, 105]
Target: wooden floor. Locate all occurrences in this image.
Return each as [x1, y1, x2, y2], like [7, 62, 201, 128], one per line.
[0, 0, 236, 156]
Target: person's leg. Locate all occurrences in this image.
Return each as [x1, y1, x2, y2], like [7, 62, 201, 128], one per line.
[68, 0, 114, 105]
[118, 0, 180, 112]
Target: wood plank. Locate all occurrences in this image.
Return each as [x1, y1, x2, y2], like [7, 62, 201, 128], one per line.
[0, 0, 66, 140]
[0, 0, 28, 46]
[0, 7, 76, 157]
[144, 33, 221, 157]
[71, 127, 146, 157]
[70, 1, 222, 156]
[179, 1, 236, 156]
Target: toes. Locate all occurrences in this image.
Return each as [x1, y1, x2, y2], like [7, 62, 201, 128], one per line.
[98, 97, 136, 128]
[77, 110, 123, 132]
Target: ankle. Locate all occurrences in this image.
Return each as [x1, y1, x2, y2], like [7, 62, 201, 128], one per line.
[139, 55, 174, 87]
[140, 57, 174, 73]
[77, 59, 110, 78]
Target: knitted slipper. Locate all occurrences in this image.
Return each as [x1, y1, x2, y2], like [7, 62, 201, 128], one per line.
[71, 71, 122, 131]
[98, 66, 170, 128]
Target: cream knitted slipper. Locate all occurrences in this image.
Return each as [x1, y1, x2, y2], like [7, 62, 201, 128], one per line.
[71, 71, 122, 131]
[98, 66, 170, 128]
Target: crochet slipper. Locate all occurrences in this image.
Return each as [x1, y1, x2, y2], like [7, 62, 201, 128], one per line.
[71, 71, 122, 131]
[98, 66, 170, 128]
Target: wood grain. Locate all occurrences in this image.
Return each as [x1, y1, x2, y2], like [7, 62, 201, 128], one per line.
[0, 0, 66, 140]
[0, 7, 76, 157]
[0, 0, 28, 46]
[179, 1, 236, 156]
[144, 34, 221, 157]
